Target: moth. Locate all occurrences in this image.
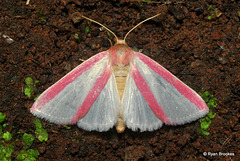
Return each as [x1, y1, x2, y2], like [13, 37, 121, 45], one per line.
[31, 13, 209, 133]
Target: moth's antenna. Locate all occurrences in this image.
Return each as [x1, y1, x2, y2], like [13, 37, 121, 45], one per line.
[72, 12, 161, 44]
[123, 13, 161, 42]
[81, 15, 119, 42]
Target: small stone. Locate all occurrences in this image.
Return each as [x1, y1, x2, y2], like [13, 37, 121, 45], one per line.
[71, 12, 83, 24]
[191, 60, 202, 69]
[70, 142, 79, 154]
[236, 43, 240, 49]
[91, 43, 96, 50]
[17, 32, 25, 38]
[63, 62, 72, 71]
[3, 34, 14, 44]
[236, 101, 240, 108]
[223, 95, 231, 103]
[218, 56, 228, 64]
[69, 41, 78, 52]
[38, 143, 46, 154]
[124, 145, 145, 160]
[212, 31, 221, 40]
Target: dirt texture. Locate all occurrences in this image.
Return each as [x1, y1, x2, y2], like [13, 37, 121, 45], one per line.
[0, 0, 239, 160]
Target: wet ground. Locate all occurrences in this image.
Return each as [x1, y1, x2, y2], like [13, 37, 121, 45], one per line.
[0, 0, 239, 160]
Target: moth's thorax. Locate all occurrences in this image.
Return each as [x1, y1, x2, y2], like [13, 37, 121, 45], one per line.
[108, 44, 134, 66]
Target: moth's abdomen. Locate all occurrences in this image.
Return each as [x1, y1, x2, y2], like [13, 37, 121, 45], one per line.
[113, 65, 130, 133]
[113, 65, 130, 100]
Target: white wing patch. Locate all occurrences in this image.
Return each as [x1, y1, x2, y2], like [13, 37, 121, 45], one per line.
[77, 73, 120, 132]
[122, 71, 163, 132]
[134, 55, 208, 125]
[31, 56, 109, 124]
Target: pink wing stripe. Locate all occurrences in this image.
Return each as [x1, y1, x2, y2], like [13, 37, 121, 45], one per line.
[132, 65, 171, 124]
[135, 52, 207, 111]
[31, 51, 108, 110]
[70, 64, 112, 123]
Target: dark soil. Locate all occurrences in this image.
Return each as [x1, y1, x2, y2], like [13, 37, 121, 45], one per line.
[1, 0, 239, 160]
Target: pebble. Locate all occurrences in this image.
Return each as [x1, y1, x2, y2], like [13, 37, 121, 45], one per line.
[218, 56, 228, 64]
[38, 143, 47, 154]
[190, 59, 202, 69]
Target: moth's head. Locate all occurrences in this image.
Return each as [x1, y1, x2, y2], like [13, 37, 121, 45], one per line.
[108, 43, 134, 66]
